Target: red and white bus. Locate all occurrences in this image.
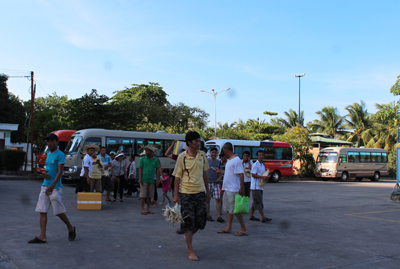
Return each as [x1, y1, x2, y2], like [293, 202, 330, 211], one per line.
[205, 139, 293, 183]
[36, 130, 76, 175]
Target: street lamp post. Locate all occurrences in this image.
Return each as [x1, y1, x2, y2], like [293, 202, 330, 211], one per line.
[294, 73, 305, 124]
[199, 88, 230, 138]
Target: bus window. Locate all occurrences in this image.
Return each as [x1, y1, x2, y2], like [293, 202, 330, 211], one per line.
[371, 152, 381, 163]
[65, 136, 83, 155]
[360, 152, 371, 162]
[317, 152, 338, 163]
[282, 148, 292, 160]
[81, 137, 101, 153]
[252, 147, 264, 159]
[107, 137, 135, 155]
[339, 154, 347, 163]
[275, 148, 283, 160]
[382, 152, 388, 163]
[264, 146, 274, 160]
[348, 152, 360, 163]
[235, 146, 251, 158]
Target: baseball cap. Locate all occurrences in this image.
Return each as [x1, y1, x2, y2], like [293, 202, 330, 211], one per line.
[45, 133, 58, 141]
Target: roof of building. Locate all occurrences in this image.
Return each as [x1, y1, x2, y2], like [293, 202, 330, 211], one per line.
[310, 135, 352, 145]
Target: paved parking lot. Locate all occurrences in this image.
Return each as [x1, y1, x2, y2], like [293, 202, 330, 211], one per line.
[1, 177, 400, 269]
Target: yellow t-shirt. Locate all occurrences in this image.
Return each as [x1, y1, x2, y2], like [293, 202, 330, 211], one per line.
[91, 157, 103, 179]
[175, 151, 209, 194]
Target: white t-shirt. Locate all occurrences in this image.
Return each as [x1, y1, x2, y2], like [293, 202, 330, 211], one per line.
[222, 156, 244, 192]
[80, 154, 93, 177]
[243, 161, 252, 183]
[251, 160, 265, 190]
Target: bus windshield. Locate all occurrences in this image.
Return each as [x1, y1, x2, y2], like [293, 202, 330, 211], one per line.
[39, 140, 49, 154]
[65, 136, 83, 155]
[317, 152, 338, 163]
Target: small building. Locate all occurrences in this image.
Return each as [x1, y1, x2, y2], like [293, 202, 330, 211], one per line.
[0, 123, 34, 163]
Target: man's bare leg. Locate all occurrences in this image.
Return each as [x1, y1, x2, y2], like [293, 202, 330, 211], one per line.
[106, 190, 111, 201]
[235, 213, 248, 234]
[216, 199, 222, 218]
[146, 197, 153, 213]
[184, 229, 199, 261]
[249, 208, 255, 218]
[57, 213, 74, 232]
[259, 209, 266, 219]
[140, 198, 146, 214]
[38, 213, 47, 241]
[218, 212, 233, 233]
[206, 202, 210, 217]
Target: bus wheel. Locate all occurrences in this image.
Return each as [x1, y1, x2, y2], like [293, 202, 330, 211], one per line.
[341, 172, 348, 182]
[371, 172, 380, 182]
[269, 171, 281, 183]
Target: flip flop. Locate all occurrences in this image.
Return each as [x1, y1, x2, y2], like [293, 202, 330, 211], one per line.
[234, 232, 249, 236]
[217, 230, 231, 234]
[249, 216, 260, 221]
[141, 212, 147, 215]
[28, 237, 46, 243]
[262, 217, 272, 223]
[69, 226, 76, 241]
[147, 211, 154, 214]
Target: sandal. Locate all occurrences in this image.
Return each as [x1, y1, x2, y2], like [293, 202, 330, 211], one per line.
[176, 229, 185, 234]
[207, 216, 214, 222]
[69, 226, 76, 241]
[249, 216, 260, 221]
[28, 237, 46, 243]
[262, 217, 272, 223]
[234, 232, 249, 236]
[217, 217, 225, 223]
[217, 230, 231, 234]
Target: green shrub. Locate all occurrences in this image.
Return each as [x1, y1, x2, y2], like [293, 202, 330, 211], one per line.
[0, 149, 26, 171]
[389, 148, 396, 177]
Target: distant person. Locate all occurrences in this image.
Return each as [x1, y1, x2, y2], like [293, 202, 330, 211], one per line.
[242, 151, 252, 198]
[139, 145, 161, 215]
[79, 144, 99, 192]
[98, 147, 113, 201]
[249, 150, 272, 223]
[216, 142, 248, 236]
[151, 155, 162, 207]
[206, 147, 224, 223]
[28, 133, 76, 243]
[160, 168, 172, 205]
[127, 154, 139, 196]
[173, 131, 210, 261]
[111, 153, 127, 202]
[90, 153, 103, 192]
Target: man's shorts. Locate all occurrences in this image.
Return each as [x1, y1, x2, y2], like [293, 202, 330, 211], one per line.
[223, 190, 238, 214]
[208, 182, 221, 199]
[102, 176, 113, 192]
[180, 192, 207, 232]
[140, 182, 155, 199]
[251, 190, 264, 210]
[35, 186, 66, 215]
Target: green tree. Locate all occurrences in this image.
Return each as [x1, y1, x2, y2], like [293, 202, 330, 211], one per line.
[311, 106, 344, 138]
[278, 109, 304, 128]
[0, 74, 26, 143]
[390, 75, 400, 96]
[343, 101, 372, 147]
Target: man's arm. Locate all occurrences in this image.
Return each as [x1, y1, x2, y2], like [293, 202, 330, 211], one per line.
[165, 140, 177, 158]
[203, 171, 210, 204]
[45, 163, 64, 194]
[239, 173, 244, 196]
[84, 167, 91, 185]
[138, 167, 143, 185]
[156, 167, 161, 187]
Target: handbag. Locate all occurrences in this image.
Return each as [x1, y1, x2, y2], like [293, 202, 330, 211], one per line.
[233, 194, 249, 214]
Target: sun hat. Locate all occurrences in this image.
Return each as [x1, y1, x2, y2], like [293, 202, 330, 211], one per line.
[140, 144, 159, 155]
[109, 151, 116, 155]
[115, 153, 125, 159]
[83, 144, 100, 154]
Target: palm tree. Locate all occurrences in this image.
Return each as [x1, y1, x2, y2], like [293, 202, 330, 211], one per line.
[366, 102, 400, 151]
[278, 109, 304, 128]
[311, 106, 344, 138]
[343, 101, 372, 147]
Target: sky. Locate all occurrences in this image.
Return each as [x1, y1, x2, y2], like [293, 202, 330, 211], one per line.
[1, 0, 400, 129]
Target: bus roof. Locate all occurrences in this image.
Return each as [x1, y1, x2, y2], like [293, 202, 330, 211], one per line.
[205, 139, 292, 148]
[50, 130, 77, 141]
[320, 147, 387, 153]
[71, 129, 187, 140]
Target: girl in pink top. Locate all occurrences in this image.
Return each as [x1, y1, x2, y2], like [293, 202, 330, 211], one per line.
[160, 169, 172, 205]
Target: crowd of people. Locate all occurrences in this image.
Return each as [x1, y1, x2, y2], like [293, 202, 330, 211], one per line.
[28, 130, 273, 261]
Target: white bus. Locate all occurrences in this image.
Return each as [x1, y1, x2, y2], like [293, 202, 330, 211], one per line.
[205, 139, 294, 183]
[63, 129, 203, 181]
[315, 147, 389, 181]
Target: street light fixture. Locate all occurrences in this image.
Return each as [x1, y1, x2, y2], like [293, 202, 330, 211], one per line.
[294, 73, 305, 125]
[199, 88, 230, 138]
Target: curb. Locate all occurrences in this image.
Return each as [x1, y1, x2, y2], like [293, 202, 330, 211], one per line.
[0, 251, 19, 269]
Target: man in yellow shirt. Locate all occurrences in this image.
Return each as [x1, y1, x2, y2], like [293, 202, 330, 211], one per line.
[173, 131, 210, 261]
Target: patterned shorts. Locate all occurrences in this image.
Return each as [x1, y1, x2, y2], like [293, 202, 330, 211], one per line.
[179, 192, 207, 232]
[208, 182, 221, 199]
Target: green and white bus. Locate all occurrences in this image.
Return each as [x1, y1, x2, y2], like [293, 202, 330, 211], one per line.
[315, 147, 389, 181]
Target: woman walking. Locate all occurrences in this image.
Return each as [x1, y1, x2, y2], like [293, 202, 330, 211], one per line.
[110, 153, 127, 202]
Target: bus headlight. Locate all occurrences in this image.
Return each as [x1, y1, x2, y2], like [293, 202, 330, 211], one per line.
[68, 166, 78, 173]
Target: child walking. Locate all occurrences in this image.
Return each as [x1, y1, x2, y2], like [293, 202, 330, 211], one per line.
[160, 169, 172, 205]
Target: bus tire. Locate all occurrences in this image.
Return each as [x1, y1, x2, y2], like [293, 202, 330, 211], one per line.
[371, 172, 380, 182]
[341, 172, 348, 182]
[269, 171, 281, 183]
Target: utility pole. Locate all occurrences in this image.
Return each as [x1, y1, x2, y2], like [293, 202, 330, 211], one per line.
[30, 71, 35, 173]
[294, 73, 305, 125]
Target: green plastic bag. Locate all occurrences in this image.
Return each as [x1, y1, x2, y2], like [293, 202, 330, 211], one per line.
[234, 194, 249, 214]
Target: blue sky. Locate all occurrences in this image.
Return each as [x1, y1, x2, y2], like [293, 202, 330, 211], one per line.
[1, 0, 400, 129]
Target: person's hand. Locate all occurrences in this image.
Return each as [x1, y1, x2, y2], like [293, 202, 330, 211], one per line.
[138, 180, 142, 186]
[42, 170, 50, 180]
[45, 186, 54, 196]
[87, 178, 91, 185]
[239, 187, 244, 196]
[262, 176, 269, 180]
[169, 187, 172, 192]
[214, 167, 221, 174]
[173, 194, 179, 204]
[216, 178, 221, 183]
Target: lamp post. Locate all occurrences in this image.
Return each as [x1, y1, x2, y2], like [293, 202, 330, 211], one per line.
[294, 73, 305, 125]
[199, 88, 230, 138]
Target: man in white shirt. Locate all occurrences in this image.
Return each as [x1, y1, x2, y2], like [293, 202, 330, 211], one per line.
[249, 150, 272, 223]
[79, 144, 98, 192]
[216, 142, 248, 236]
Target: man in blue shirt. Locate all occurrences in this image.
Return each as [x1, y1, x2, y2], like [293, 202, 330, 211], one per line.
[28, 133, 76, 243]
[98, 146, 113, 201]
